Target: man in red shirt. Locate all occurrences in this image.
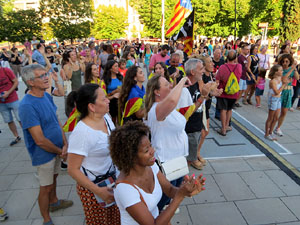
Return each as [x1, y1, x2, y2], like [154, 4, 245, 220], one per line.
[215, 50, 242, 136]
[0, 65, 21, 146]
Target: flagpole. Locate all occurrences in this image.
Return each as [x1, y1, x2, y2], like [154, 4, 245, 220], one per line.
[162, 0, 165, 44]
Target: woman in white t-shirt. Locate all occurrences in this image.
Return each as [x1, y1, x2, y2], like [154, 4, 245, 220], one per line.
[145, 74, 206, 211]
[67, 83, 120, 225]
[257, 45, 270, 70]
[110, 121, 205, 225]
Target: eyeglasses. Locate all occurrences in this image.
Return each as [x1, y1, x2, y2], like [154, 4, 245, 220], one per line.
[32, 73, 49, 80]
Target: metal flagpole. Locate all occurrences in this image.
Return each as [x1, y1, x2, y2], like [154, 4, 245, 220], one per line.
[235, 0, 237, 41]
[162, 0, 165, 44]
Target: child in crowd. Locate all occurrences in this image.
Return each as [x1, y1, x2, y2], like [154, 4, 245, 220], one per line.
[123, 51, 134, 68]
[255, 68, 267, 107]
[118, 58, 127, 77]
[264, 65, 288, 141]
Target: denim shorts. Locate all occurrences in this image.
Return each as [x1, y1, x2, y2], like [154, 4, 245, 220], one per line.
[255, 88, 264, 96]
[239, 79, 247, 91]
[268, 96, 281, 111]
[0, 100, 20, 123]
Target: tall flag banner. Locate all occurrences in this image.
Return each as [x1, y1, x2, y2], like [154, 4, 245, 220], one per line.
[171, 10, 194, 55]
[166, 0, 193, 37]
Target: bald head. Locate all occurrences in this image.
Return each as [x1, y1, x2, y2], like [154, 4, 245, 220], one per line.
[227, 50, 237, 62]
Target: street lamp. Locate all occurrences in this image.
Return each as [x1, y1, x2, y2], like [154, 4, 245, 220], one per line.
[235, 0, 237, 41]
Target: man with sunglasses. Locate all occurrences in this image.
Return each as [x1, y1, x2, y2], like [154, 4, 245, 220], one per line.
[19, 64, 73, 225]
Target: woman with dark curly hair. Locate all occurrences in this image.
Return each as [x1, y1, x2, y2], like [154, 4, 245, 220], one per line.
[110, 120, 205, 225]
[102, 60, 123, 124]
[67, 83, 120, 225]
[273, 54, 299, 137]
[119, 66, 145, 125]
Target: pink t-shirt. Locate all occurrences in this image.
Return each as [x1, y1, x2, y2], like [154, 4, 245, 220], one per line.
[0, 67, 18, 103]
[216, 63, 242, 99]
[149, 53, 170, 69]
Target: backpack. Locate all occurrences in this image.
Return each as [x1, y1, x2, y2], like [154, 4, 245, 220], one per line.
[224, 64, 239, 95]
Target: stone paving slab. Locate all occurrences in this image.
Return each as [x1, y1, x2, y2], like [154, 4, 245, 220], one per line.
[239, 171, 286, 198]
[281, 196, 300, 220]
[235, 198, 298, 225]
[209, 158, 253, 173]
[213, 173, 255, 201]
[244, 156, 280, 171]
[265, 170, 300, 196]
[171, 205, 192, 225]
[188, 202, 247, 225]
[283, 154, 300, 168]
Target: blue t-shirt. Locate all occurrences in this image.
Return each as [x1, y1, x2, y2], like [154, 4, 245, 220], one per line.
[19, 92, 63, 166]
[32, 50, 46, 66]
[107, 78, 122, 94]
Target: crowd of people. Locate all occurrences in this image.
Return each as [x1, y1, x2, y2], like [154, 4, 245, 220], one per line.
[0, 35, 299, 224]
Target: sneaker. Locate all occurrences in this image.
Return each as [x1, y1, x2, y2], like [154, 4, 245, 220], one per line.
[10, 136, 21, 146]
[0, 208, 8, 221]
[61, 161, 68, 171]
[49, 199, 73, 212]
[274, 128, 283, 137]
[256, 104, 261, 108]
[235, 103, 242, 107]
[289, 107, 294, 112]
[265, 135, 277, 141]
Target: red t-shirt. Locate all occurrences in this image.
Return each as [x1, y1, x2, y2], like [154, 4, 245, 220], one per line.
[119, 68, 127, 77]
[216, 63, 242, 99]
[0, 67, 18, 103]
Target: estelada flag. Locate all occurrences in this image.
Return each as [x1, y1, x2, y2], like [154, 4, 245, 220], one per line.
[120, 85, 145, 125]
[171, 10, 194, 55]
[166, 0, 193, 37]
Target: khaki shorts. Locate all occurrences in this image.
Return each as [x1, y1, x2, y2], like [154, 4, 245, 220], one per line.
[36, 155, 60, 186]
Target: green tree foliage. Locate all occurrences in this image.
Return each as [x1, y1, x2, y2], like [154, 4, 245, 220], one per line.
[280, 0, 300, 41]
[41, 22, 54, 41]
[0, 9, 42, 42]
[40, 0, 92, 43]
[92, 5, 128, 40]
[129, 0, 176, 38]
[131, 0, 287, 38]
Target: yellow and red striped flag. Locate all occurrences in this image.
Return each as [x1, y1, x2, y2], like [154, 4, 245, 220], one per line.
[166, 0, 193, 37]
[63, 108, 80, 132]
[177, 103, 196, 121]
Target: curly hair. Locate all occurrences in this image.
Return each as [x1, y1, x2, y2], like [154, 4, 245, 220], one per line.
[145, 74, 161, 119]
[118, 66, 139, 113]
[109, 120, 150, 175]
[278, 53, 294, 67]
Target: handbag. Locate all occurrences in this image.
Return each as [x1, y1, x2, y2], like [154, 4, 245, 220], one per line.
[156, 156, 189, 181]
[82, 164, 117, 208]
[63, 80, 72, 95]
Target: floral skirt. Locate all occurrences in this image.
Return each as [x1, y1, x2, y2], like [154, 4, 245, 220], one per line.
[76, 184, 120, 225]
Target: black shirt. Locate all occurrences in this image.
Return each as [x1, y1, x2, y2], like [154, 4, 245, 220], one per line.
[185, 82, 203, 133]
[202, 72, 213, 112]
[213, 57, 225, 73]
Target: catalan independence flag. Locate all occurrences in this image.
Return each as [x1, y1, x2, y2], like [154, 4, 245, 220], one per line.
[177, 104, 196, 121]
[166, 0, 193, 37]
[63, 108, 80, 132]
[121, 85, 145, 125]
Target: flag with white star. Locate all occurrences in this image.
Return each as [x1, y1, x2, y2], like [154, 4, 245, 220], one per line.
[170, 10, 194, 41]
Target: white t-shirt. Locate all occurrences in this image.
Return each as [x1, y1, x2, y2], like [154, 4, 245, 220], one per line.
[177, 87, 193, 109]
[31, 40, 39, 50]
[147, 102, 188, 162]
[67, 114, 115, 181]
[257, 53, 270, 70]
[114, 164, 162, 225]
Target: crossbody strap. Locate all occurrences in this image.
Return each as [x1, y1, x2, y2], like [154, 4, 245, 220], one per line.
[116, 181, 147, 207]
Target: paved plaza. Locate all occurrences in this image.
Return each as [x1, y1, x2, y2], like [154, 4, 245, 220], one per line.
[1, 73, 300, 225]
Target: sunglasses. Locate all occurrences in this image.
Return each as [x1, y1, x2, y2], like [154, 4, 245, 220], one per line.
[32, 73, 49, 80]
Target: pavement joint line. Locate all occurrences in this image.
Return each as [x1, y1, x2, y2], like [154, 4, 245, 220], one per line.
[232, 109, 292, 154]
[231, 117, 300, 186]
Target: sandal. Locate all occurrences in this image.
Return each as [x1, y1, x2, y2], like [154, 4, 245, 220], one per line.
[198, 156, 207, 166]
[226, 127, 232, 132]
[247, 99, 253, 105]
[10, 136, 21, 146]
[242, 99, 248, 105]
[190, 160, 203, 170]
[217, 129, 226, 136]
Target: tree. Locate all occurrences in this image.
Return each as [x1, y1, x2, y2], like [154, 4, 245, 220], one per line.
[91, 5, 128, 40]
[0, 9, 42, 42]
[40, 0, 93, 43]
[129, 0, 176, 38]
[280, 0, 300, 41]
